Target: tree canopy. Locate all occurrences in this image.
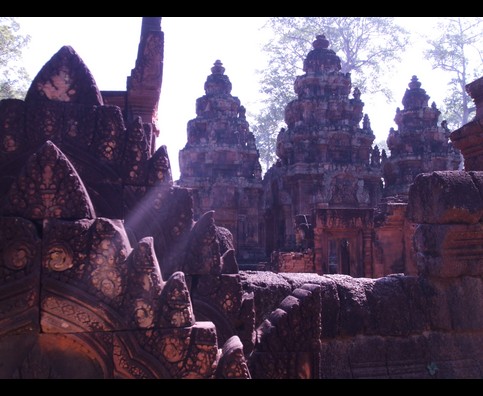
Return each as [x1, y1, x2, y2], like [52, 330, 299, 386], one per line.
[0, 17, 30, 100]
[425, 17, 483, 129]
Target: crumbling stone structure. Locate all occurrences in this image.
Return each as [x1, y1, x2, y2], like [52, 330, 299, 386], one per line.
[1, 16, 482, 379]
[0, 17, 252, 379]
[262, 37, 463, 278]
[102, 16, 164, 153]
[373, 76, 462, 277]
[178, 60, 265, 265]
[263, 35, 383, 276]
[383, 75, 461, 199]
[239, 73, 483, 379]
[450, 75, 483, 172]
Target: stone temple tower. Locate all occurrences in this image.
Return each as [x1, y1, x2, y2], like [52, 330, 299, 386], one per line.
[177, 60, 265, 265]
[373, 76, 462, 278]
[383, 75, 462, 200]
[263, 34, 383, 276]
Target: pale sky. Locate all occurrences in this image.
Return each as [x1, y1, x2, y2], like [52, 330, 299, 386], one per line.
[17, 17, 453, 180]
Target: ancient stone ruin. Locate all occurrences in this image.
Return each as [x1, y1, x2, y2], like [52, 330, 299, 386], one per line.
[0, 17, 482, 379]
[178, 60, 265, 266]
[0, 17, 251, 379]
[263, 34, 383, 276]
[383, 75, 461, 199]
[372, 75, 462, 277]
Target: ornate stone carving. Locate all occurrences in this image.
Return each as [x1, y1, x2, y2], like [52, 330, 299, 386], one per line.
[1, 141, 96, 220]
[178, 60, 264, 265]
[450, 76, 483, 171]
[248, 284, 321, 379]
[25, 45, 103, 106]
[0, 18, 249, 378]
[383, 76, 461, 199]
[263, 34, 381, 275]
[215, 335, 251, 378]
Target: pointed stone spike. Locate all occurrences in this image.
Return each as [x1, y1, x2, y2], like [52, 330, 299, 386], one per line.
[132, 236, 165, 284]
[215, 335, 251, 379]
[184, 210, 221, 275]
[25, 46, 103, 106]
[147, 144, 173, 185]
[122, 116, 149, 184]
[124, 237, 165, 330]
[158, 271, 195, 328]
[1, 140, 96, 220]
[221, 249, 239, 274]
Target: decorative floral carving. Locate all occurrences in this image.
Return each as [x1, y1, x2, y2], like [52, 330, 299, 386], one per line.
[43, 243, 73, 271]
[91, 267, 122, 299]
[133, 299, 154, 328]
[4, 241, 33, 271]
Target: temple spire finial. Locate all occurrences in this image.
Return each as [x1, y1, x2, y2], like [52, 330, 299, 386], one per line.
[313, 34, 330, 49]
[408, 75, 422, 90]
[211, 60, 225, 75]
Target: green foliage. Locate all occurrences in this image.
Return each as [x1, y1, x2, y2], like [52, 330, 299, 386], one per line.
[441, 84, 467, 130]
[253, 17, 410, 173]
[249, 105, 281, 171]
[425, 17, 483, 129]
[0, 17, 31, 100]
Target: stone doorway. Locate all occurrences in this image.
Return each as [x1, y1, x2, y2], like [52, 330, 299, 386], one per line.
[327, 236, 359, 276]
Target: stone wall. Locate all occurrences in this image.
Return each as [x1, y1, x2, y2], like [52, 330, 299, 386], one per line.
[241, 167, 483, 378]
[268, 250, 315, 273]
[242, 266, 483, 378]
